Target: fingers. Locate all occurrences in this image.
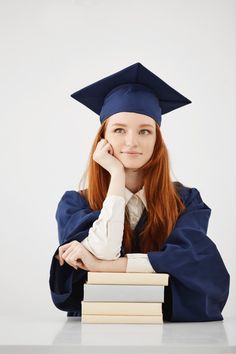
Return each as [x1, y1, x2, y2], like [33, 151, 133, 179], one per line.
[57, 241, 79, 266]
[55, 241, 95, 272]
[61, 244, 76, 259]
[107, 143, 114, 155]
[64, 246, 82, 269]
[101, 140, 114, 155]
[55, 241, 88, 271]
[97, 139, 113, 152]
[98, 138, 108, 145]
[62, 243, 83, 270]
[75, 260, 88, 271]
[58, 244, 70, 266]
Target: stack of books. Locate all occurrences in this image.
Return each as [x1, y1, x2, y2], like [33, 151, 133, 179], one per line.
[81, 272, 169, 324]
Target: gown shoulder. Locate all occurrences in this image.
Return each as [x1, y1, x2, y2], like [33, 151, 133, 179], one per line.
[173, 181, 206, 208]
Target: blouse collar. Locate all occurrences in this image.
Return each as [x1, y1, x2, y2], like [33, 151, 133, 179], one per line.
[124, 186, 147, 210]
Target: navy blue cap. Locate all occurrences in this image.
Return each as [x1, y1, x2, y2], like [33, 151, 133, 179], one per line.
[71, 62, 191, 126]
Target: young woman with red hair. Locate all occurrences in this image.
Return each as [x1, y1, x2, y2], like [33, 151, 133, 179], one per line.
[49, 63, 229, 322]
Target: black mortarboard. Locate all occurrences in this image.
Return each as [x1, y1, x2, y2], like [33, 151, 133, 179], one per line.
[71, 62, 191, 126]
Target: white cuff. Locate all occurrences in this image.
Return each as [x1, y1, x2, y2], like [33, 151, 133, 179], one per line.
[126, 253, 156, 273]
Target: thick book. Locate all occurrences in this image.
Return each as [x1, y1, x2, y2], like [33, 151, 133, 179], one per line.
[87, 272, 169, 285]
[81, 301, 162, 315]
[83, 284, 164, 302]
[82, 314, 163, 324]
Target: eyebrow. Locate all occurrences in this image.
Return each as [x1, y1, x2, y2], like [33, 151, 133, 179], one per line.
[111, 123, 154, 128]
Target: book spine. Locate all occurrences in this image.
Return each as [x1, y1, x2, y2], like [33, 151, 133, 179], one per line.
[87, 272, 169, 285]
[81, 301, 162, 315]
[83, 284, 164, 302]
[82, 314, 163, 324]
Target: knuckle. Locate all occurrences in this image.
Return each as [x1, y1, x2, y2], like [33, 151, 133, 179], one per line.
[66, 257, 72, 264]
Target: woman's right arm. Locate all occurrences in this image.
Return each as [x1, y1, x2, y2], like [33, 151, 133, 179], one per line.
[81, 169, 126, 260]
[80, 139, 127, 260]
[106, 169, 125, 198]
[56, 139, 127, 264]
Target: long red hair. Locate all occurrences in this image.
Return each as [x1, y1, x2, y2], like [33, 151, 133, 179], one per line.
[78, 119, 186, 253]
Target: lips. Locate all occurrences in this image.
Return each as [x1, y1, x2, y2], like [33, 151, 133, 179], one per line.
[122, 151, 141, 154]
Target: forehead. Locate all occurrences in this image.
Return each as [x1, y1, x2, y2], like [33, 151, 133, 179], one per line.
[106, 112, 156, 127]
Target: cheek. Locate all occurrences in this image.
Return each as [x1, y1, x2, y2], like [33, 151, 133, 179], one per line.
[105, 132, 117, 144]
[145, 140, 156, 155]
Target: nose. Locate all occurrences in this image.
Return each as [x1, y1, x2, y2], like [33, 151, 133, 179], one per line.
[125, 132, 138, 147]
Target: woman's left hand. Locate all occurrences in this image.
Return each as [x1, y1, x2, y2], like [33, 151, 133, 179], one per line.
[55, 240, 101, 272]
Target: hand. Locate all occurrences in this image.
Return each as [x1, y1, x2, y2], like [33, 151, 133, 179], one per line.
[55, 240, 101, 272]
[93, 139, 124, 175]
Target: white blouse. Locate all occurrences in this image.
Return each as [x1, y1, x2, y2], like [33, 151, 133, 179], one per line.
[81, 186, 155, 273]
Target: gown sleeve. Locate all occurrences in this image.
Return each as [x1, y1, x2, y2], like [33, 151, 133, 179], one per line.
[49, 191, 100, 315]
[147, 187, 230, 322]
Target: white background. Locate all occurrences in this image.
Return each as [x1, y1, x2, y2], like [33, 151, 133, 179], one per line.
[0, 0, 235, 321]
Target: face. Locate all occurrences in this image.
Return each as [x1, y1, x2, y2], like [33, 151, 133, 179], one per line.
[104, 112, 156, 170]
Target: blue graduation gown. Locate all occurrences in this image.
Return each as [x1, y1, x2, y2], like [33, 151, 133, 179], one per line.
[49, 183, 230, 322]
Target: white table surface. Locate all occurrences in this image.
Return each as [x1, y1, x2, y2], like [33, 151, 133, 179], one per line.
[0, 315, 235, 354]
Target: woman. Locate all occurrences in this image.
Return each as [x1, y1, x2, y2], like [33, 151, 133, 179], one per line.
[49, 62, 229, 322]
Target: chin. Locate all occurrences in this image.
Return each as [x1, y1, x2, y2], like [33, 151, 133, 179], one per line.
[121, 161, 143, 169]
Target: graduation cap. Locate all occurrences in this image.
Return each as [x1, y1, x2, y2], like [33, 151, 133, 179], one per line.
[71, 62, 191, 126]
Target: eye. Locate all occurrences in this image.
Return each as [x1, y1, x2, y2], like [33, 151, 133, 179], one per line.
[140, 129, 151, 135]
[114, 128, 125, 133]
[114, 128, 151, 134]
